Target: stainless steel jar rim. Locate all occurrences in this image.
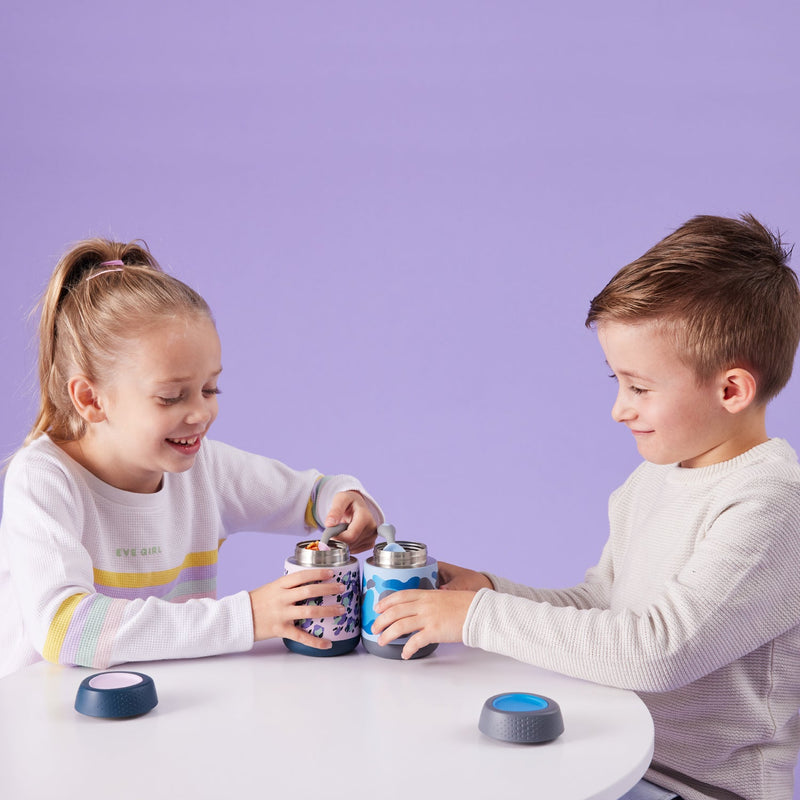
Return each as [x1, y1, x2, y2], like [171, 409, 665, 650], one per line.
[293, 540, 350, 566]
[371, 541, 428, 568]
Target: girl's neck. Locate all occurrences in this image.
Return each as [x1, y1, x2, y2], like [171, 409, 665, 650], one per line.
[57, 437, 163, 493]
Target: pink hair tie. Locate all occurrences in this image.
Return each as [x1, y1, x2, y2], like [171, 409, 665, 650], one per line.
[86, 262, 125, 281]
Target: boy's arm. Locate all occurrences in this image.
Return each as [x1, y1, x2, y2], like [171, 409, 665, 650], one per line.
[376, 481, 800, 685]
[485, 537, 614, 610]
[462, 485, 800, 692]
[375, 544, 615, 659]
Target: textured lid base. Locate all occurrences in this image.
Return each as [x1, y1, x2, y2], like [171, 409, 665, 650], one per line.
[479, 692, 564, 743]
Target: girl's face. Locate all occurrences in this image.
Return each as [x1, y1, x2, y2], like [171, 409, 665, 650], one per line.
[86, 314, 222, 492]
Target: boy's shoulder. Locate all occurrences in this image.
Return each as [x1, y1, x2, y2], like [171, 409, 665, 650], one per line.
[617, 438, 800, 497]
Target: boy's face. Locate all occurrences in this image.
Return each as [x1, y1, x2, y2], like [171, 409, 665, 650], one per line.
[597, 320, 736, 468]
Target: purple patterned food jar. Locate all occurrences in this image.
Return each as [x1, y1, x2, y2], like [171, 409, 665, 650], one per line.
[282, 540, 361, 657]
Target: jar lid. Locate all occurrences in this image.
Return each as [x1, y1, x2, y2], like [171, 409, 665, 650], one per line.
[74, 672, 158, 719]
[478, 693, 564, 744]
[372, 541, 428, 568]
[294, 539, 350, 566]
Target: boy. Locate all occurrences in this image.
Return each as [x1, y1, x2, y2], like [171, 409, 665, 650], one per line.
[373, 215, 800, 800]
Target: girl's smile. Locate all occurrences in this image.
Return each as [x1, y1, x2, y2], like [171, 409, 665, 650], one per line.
[165, 436, 203, 456]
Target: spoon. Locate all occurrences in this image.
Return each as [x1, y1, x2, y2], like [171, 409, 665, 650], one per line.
[379, 523, 405, 552]
[318, 522, 348, 551]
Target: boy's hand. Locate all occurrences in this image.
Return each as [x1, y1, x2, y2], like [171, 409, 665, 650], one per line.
[372, 588, 477, 660]
[438, 561, 493, 591]
[249, 569, 344, 648]
[324, 490, 378, 553]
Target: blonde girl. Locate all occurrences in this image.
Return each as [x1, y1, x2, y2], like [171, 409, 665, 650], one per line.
[0, 238, 381, 677]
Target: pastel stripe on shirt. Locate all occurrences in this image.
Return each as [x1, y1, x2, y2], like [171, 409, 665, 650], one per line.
[43, 593, 127, 668]
[93, 549, 219, 601]
[42, 549, 219, 667]
[305, 475, 328, 529]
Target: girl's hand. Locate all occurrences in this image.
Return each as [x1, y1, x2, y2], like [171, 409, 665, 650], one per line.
[249, 569, 344, 649]
[324, 490, 378, 553]
[438, 561, 493, 591]
[372, 589, 477, 660]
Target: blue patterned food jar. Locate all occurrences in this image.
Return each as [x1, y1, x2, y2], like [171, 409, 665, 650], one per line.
[361, 541, 439, 659]
[283, 540, 361, 657]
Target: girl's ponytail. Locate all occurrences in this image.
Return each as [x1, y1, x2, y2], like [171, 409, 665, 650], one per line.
[25, 238, 206, 446]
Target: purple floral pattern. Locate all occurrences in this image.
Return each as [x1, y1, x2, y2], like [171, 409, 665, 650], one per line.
[286, 563, 361, 641]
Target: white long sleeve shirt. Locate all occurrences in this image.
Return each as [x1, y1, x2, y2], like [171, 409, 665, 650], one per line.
[0, 434, 380, 678]
[464, 438, 800, 800]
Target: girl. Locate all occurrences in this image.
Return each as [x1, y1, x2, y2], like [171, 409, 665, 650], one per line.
[0, 238, 382, 678]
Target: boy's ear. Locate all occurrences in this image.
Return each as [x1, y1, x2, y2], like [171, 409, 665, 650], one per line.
[67, 376, 108, 424]
[720, 367, 758, 414]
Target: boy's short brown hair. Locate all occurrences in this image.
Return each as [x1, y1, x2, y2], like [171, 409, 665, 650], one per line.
[586, 214, 800, 403]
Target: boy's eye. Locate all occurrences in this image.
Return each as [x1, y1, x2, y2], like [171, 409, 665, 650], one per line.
[158, 395, 182, 406]
[203, 387, 222, 398]
[608, 374, 647, 395]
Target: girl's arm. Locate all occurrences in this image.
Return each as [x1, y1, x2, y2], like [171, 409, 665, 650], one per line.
[1, 440, 382, 671]
[203, 440, 382, 552]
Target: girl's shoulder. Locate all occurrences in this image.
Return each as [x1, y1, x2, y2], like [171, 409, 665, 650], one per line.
[2, 435, 87, 509]
[6, 434, 74, 479]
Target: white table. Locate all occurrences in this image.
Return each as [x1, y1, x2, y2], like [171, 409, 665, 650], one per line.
[0, 642, 653, 800]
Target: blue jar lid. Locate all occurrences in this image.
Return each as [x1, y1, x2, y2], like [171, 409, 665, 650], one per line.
[479, 692, 564, 744]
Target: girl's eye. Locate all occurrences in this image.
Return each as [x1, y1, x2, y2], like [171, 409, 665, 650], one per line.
[158, 388, 221, 405]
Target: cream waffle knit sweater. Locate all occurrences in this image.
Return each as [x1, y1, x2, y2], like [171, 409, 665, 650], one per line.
[464, 439, 800, 800]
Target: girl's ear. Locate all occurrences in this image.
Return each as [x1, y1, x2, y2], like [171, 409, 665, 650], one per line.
[720, 367, 758, 414]
[67, 376, 108, 424]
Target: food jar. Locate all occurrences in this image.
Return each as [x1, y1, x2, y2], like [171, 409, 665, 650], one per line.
[283, 540, 361, 657]
[361, 541, 439, 659]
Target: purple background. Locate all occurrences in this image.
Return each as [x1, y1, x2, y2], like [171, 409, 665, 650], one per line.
[2, 1, 800, 786]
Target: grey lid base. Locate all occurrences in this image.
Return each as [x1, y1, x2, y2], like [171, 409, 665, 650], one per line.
[479, 693, 564, 744]
[361, 637, 438, 660]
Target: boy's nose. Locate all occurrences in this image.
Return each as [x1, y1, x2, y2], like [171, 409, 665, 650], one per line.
[611, 393, 635, 423]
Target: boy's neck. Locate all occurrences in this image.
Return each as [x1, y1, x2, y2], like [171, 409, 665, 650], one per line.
[679, 406, 768, 468]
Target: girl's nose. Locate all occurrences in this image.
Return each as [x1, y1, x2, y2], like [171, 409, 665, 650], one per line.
[185, 397, 214, 426]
